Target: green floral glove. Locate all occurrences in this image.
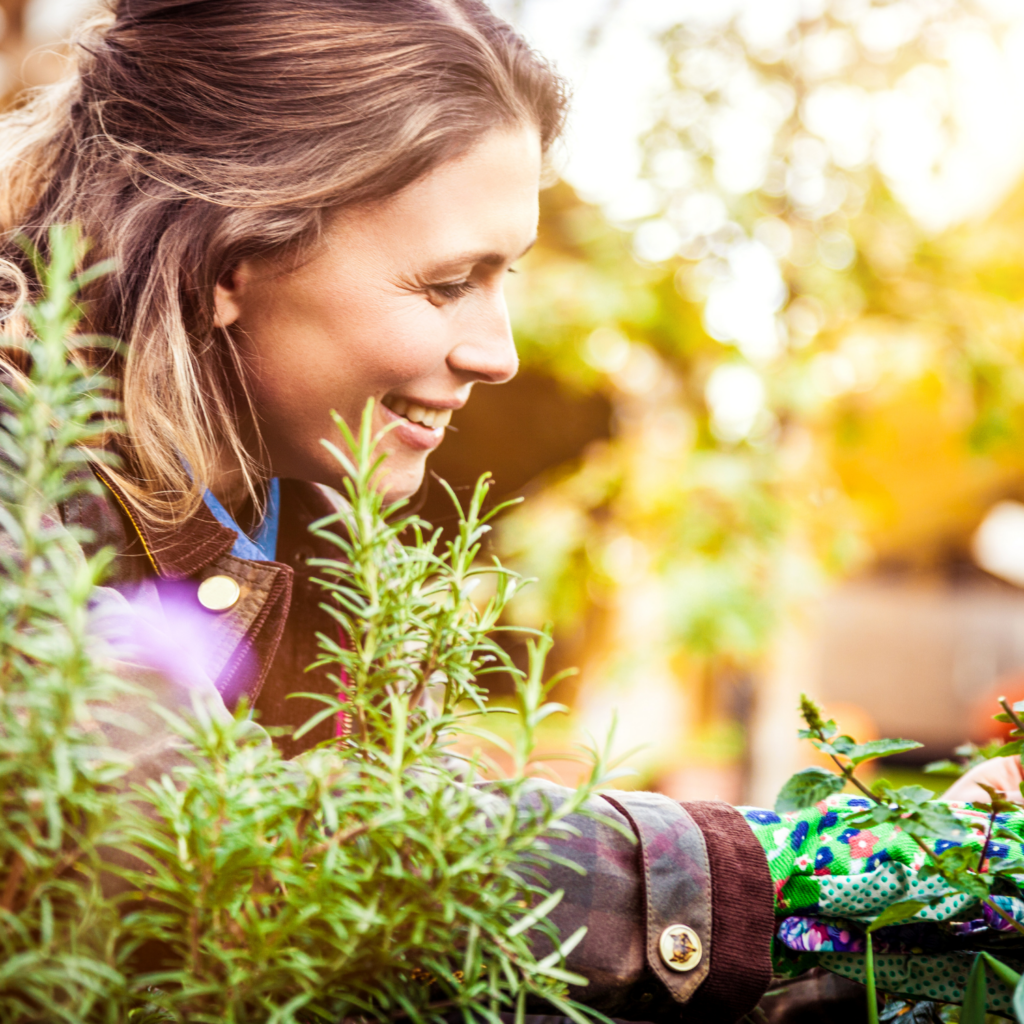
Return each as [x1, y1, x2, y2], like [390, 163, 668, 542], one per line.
[739, 795, 1024, 1012]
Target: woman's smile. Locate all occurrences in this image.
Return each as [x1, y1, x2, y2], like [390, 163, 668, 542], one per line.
[379, 396, 457, 451]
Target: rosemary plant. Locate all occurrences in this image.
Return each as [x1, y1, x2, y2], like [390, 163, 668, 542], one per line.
[0, 231, 615, 1023]
[0, 226, 130, 1020]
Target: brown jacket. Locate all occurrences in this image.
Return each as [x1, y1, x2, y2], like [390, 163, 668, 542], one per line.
[60, 465, 776, 1022]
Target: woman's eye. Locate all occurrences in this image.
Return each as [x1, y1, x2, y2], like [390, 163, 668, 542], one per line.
[429, 280, 475, 301]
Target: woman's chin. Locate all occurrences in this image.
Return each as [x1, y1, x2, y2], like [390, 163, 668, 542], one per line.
[372, 456, 428, 505]
[302, 440, 428, 502]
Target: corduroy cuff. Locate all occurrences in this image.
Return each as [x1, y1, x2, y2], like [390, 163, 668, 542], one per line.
[681, 800, 775, 1023]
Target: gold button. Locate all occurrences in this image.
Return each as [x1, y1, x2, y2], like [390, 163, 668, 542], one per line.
[658, 924, 702, 972]
[197, 574, 240, 612]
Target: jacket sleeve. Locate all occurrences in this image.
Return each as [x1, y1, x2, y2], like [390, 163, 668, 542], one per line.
[534, 786, 775, 1023]
[91, 587, 777, 1021]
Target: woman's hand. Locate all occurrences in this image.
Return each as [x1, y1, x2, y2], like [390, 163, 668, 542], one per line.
[941, 755, 1024, 805]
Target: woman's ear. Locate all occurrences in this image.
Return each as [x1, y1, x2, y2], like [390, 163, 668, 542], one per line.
[213, 264, 248, 328]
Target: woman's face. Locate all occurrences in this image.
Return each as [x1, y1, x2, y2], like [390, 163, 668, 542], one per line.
[215, 125, 541, 501]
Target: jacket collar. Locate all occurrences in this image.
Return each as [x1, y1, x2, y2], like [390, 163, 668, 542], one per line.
[92, 464, 237, 581]
[91, 464, 341, 582]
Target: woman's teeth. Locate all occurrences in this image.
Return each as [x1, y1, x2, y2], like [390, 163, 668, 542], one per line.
[384, 397, 452, 430]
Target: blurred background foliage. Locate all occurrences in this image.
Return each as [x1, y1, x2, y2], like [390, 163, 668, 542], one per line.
[437, 0, 1024, 800]
[10, 0, 1024, 803]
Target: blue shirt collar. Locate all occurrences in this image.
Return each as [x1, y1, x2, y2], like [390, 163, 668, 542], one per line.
[202, 477, 281, 562]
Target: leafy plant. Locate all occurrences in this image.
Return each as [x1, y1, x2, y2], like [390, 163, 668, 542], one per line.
[0, 225, 132, 1020]
[779, 694, 1024, 1024]
[0, 229, 617, 1023]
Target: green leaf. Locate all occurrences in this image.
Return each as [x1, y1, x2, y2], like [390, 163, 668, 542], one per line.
[847, 738, 924, 766]
[981, 952, 1021, 988]
[865, 932, 879, 1024]
[867, 900, 927, 933]
[894, 784, 936, 806]
[507, 889, 564, 938]
[962, 953, 987, 1024]
[1013, 970, 1024, 1024]
[774, 767, 846, 813]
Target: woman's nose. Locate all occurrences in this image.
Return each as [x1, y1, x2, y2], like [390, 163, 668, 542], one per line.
[447, 298, 519, 385]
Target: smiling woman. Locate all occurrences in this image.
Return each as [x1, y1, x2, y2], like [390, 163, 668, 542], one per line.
[0, 0, 561, 527]
[3, 2, 1020, 1022]
[0, 2, 783, 1022]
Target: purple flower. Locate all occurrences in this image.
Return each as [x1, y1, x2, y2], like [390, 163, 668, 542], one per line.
[91, 581, 253, 705]
[746, 810, 781, 825]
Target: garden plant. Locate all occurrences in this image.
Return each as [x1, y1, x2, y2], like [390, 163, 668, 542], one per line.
[775, 695, 1024, 1023]
[0, 227, 618, 1023]
[11, 230, 1024, 1024]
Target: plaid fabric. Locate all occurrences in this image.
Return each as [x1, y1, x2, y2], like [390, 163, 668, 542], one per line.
[533, 785, 772, 1023]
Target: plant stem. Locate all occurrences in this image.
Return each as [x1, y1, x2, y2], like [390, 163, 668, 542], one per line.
[978, 805, 998, 873]
[865, 931, 879, 1024]
[825, 750, 881, 803]
[983, 895, 1024, 936]
[999, 696, 1024, 734]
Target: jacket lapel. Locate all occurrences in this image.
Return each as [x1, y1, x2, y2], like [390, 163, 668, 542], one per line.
[91, 464, 294, 708]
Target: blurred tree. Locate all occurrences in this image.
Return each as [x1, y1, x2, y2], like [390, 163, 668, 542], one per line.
[430, 0, 1024, 792]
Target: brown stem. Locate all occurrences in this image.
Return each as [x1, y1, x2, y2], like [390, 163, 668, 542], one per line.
[308, 821, 372, 859]
[1, 853, 25, 912]
[827, 752, 881, 803]
[407, 681, 427, 712]
[999, 696, 1024, 735]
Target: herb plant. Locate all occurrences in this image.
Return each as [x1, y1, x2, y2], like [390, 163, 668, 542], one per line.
[0, 228, 615, 1023]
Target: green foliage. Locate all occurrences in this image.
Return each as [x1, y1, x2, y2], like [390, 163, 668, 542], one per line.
[773, 767, 844, 813]
[781, 694, 1024, 1022]
[0, 225, 132, 1020]
[0, 233, 612, 1022]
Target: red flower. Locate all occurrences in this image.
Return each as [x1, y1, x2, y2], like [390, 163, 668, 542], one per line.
[775, 878, 788, 910]
[847, 831, 878, 859]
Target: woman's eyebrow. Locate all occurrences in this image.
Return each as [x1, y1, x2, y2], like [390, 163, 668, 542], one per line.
[423, 237, 537, 277]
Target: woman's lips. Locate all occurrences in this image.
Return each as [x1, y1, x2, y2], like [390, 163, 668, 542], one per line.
[380, 401, 447, 451]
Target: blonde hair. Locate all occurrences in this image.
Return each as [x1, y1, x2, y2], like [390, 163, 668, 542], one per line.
[0, 0, 567, 525]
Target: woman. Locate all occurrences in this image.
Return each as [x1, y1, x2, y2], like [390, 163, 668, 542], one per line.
[0, 2, 1017, 1020]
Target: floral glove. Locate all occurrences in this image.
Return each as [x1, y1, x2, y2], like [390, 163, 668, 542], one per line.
[740, 795, 1024, 1012]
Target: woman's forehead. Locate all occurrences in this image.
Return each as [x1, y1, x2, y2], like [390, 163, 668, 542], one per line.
[326, 127, 542, 268]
